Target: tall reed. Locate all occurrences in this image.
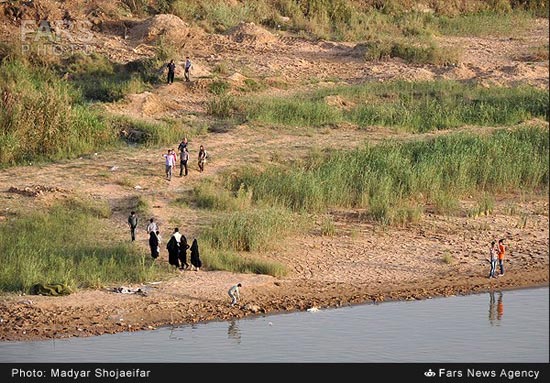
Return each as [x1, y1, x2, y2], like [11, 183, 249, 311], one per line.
[0, 201, 168, 293]
[230, 127, 548, 223]
[244, 81, 549, 132]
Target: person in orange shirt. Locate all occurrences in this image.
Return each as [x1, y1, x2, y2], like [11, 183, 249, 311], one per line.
[497, 238, 506, 276]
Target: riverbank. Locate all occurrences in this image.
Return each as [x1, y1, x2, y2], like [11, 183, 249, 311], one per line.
[1, 195, 547, 342]
[0, 6, 547, 343]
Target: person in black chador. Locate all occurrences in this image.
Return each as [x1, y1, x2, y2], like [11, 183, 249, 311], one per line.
[190, 238, 202, 271]
[166, 234, 180, 269]
[167, 59, 176, 84]
[178, 233, 190, 270]
[149, 230, 159, 260]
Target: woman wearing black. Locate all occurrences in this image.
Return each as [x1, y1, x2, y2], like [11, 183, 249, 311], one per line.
[190, 238, 202, 271]
[149, 230, 159, 259]
[166, 235, 180, 269]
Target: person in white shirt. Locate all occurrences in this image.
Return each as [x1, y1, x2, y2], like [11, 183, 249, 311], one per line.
[488, 241, 498, 278]
[162, 149, 175, 180]
[146, 218, 158, 234]
[228, 283, 242, 306]
[172, 227, 182, 243]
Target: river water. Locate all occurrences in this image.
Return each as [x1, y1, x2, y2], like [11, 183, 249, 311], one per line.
[0, 287, 547, 363]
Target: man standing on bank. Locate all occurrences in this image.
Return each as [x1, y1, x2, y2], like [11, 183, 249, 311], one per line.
[167, 59, 176, 84]
[178, 137, 189, 177]
[127, 211, 138, 242]
[184, 56, 192, 82]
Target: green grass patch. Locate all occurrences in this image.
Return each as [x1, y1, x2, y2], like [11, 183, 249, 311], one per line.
[0, 58, 117, 166]
[228, 127, 548, 224]
[201, 243, 287, 277]
[0, 202, 168, 293]
[320, 215, 336, 236]
[206, 94, 241, 119]
[166, 0, 545, 41]
[109, 115, 184, 146]
[244, 80, 549, 132]
[468, 193, 495, 217]
[202, 207, 299, 252]
[208, 80, 230, 95]
[435, 11, 534, 37]
[359, 37, 459, 65]
[441, 251, 454, 264]
[194, 180, 253, 211]
[66, 52, 148, 102]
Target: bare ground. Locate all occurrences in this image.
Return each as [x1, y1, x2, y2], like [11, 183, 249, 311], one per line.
[0, 12, 548, 342]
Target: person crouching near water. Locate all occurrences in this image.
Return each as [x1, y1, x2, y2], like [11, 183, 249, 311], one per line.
[228, 283, 242, 307]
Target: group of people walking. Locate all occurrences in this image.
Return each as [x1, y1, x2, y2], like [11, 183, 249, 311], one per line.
[128, 213, 240, 306]
[166, 227, 202, 271]
[127, 214, 202, 271]
[162, 137, 208, 181]
[488, 238, 507, 278]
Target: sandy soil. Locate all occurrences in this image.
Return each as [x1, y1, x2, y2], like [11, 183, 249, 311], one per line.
[0, 10, 548, 342]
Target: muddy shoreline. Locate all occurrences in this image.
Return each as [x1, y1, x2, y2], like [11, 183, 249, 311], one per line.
[1, 266, 547, 342]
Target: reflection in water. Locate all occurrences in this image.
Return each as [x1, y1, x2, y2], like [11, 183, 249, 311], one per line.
[168, 326, 185, 340]
[489, 291, 504, 326]
[228, 320, 241, 343]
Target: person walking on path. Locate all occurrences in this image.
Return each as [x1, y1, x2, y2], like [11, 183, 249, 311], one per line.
[172, 227, 182, 243]
[127, 211, 138, 241]
[149, 230, 160, 259]
[179, 147, 189, 177]
[166, 230, 180, 269]
[178, 137, 188, 153]
[178, 233, 190, 270]
[167, 59, 176, 84]
[198, 145, 207, 172]
[190, 238, 202, 271]
[228, 283, 241, 307]
[146, 218, 158, 234]
[488, 240, 498, 278]
[177, 138, 188, 176]
[156, 230, 162, 256]
[163, 149, 176, 181]
[497, 238, 506, 276]
[184, 56, 192, 82]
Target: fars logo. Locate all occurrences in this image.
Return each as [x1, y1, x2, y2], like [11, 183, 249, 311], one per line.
[424, 369, 436, 377]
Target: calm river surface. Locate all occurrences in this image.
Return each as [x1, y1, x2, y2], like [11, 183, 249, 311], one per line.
[0, 287, 547, 363]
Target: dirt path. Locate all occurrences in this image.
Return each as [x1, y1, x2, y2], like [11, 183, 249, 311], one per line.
[0, 15, 548, 342]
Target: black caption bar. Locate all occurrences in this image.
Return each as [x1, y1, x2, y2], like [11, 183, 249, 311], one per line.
[1, 363, 548, 382]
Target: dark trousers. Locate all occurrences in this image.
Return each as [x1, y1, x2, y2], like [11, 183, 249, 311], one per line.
[179, 251, 189, 269]
[167, 71, 175, 84]
[499, 259, 504, 275]
[180, 160, 188, 176]
[130, 226, 137, 241]
[184, 69, 190, 82]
